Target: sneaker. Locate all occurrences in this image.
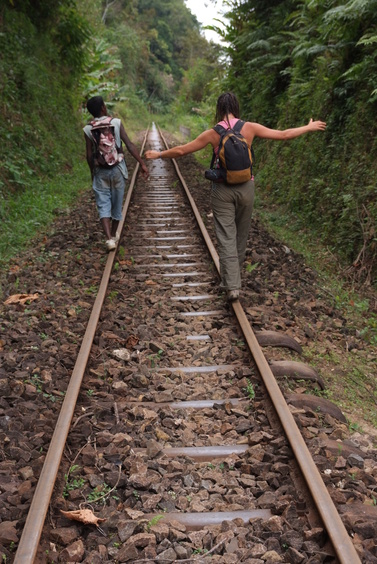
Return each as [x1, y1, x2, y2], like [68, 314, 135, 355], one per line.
[227, 289, 240, 301]
[105, 238, 116, 251]
[112, 233, 120, 243]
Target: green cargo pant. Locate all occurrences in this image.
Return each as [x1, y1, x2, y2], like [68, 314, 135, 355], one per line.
[211, 178, 255, 291]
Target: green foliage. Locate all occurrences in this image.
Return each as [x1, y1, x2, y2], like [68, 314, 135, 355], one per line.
[146, 514, 165, 530]
[95, 0, 220, 111]
[81, 37, 123, 102]
[0, 0, 219, 204]
[63, 464, 85, 498]
[0, 161, 89, 269]
[87, 482, 113, 502]
[0, 4, 88, 193]
[54, 3, 91, 72]
[178, 57, 219, 106]
[1, 0, 220, 169]
[245, 379, 256, 401]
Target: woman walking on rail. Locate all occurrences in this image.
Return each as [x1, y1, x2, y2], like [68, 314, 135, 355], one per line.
[145, 92, 326, 301]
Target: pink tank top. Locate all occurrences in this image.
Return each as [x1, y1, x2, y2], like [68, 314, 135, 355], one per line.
[217, 117, 240, 130]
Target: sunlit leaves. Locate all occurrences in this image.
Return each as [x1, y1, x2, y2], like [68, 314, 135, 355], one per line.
[81, 39, 122, 100]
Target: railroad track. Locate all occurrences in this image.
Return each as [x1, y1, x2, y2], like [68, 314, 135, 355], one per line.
[5, 125, 376, 562]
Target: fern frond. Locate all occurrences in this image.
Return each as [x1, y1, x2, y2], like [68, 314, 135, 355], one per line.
[357, 33, 377, 46]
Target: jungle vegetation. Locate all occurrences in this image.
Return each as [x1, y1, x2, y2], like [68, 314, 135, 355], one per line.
[0, 0, 376, 285]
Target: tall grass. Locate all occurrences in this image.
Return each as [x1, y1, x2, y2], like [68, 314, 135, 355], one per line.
[0, 160, 89, 267]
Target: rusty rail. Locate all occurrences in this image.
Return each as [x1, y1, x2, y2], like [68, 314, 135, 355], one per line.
[13, 130, 149, 564]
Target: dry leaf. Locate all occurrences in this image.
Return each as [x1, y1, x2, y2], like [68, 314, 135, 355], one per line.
[145, 280, 157, 285]
[4, 293, 39, 305]
[9, 265, 20, 274]
[60, 509, 106, 527]
[126, 335, 139, 348]
[102, 331, 122, 340]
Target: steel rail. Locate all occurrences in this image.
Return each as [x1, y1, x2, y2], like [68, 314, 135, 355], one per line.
[14, 129, 149, 564]
[157, 126, 361, 564]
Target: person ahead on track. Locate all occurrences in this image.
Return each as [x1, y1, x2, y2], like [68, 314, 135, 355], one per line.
[84, 96, 149, 251]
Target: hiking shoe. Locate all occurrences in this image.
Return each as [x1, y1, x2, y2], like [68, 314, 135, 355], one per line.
[105, 238, 116, 251]
[227, 289, 240, 301]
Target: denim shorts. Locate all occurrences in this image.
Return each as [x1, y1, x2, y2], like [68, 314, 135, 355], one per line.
[92, 165, 126, 221]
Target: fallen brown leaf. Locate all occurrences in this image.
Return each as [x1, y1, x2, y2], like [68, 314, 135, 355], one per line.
[4, 293, 39, 305]
[126, 334, 139, 348]
[9, 265, 21, 274]
[60, 509, 106, 527]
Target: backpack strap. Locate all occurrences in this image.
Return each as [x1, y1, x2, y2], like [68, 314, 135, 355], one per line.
[232, 119, 245, 133]
[210, 124, 224, 168]
[90, 116, 124, 153]
[210, 119, 255, 174]
[213, 123, 227, 136]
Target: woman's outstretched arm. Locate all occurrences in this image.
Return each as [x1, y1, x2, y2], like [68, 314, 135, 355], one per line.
[248, 119, 326, 142]
[145, 129, 217, 160]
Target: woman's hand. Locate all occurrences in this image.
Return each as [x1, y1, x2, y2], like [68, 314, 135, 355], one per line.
[308, 118, 326, 131]
[145, 150, 160, 159]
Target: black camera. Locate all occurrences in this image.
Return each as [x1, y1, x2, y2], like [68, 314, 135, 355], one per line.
[204, 168, 225, 182]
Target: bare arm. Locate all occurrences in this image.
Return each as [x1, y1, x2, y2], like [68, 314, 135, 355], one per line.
[84, 134, 94, 179]
[120, 123, 149, 178]
[247, 119, 326, 143]
[145, 129, 217, 160]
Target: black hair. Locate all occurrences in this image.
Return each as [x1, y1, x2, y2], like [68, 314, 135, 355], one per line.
[86, 96, 104, 118]
[215, 92, 240, 125]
